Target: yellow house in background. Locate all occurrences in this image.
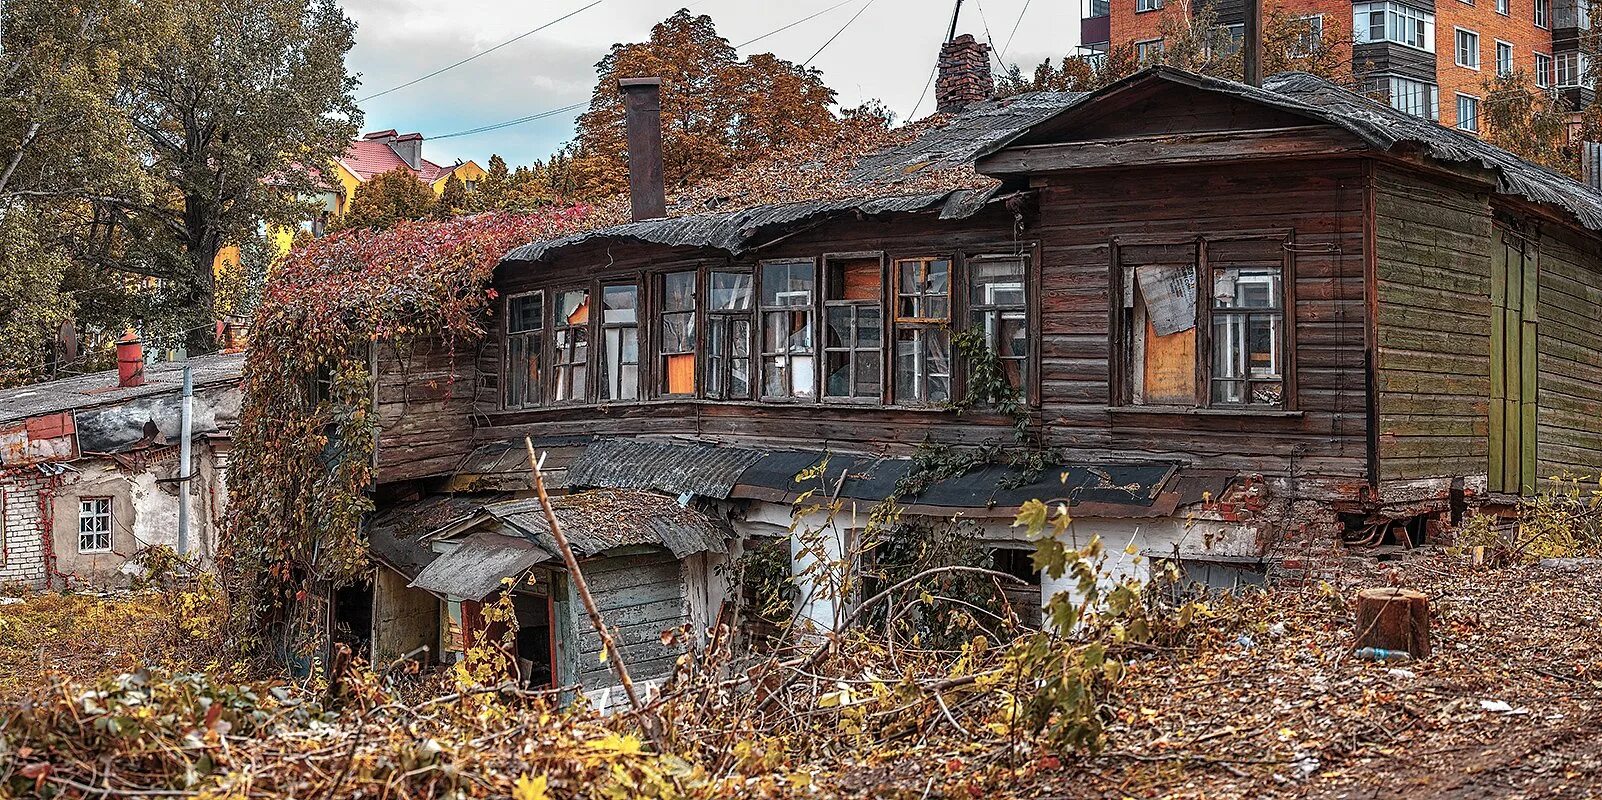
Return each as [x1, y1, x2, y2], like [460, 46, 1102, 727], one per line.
[215, 130, 487, 273]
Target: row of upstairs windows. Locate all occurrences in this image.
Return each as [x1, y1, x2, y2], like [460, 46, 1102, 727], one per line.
[501, 252, 1031, 410]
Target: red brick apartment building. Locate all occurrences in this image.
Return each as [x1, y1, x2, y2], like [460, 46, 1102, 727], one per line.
[1080, 0, 1591, 133]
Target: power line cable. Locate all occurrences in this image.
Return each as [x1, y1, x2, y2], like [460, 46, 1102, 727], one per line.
[358, 0, 607, 103]
[1001, 0, 1033, 58]
[802, 0, 880, 67]
[735, 0, 858, 49]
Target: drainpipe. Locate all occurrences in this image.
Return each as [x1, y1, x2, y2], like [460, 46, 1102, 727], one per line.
[177, 352, 193, 557]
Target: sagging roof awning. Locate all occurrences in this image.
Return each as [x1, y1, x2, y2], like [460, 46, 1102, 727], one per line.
[410, 531, 552, 601]
[368, 493, 507, 579]
[562, 438, 1231, 518]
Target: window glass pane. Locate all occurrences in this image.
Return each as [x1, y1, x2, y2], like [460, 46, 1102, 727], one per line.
[895, 328, 951, 404]
[602, 285, 637, 324]
[663, 271, 696, 312]
[509, 293, 543, 333]
[1213, 268, 1281, 310]
[762, 261, 814, 306]
[706, 317, 726, 398]
[897, 259, 950, 319]
[662, 313, 695, 353]
[970, 258, 1026, 307]
[730, 319, 751, 398]
[709, 271, 752, 311]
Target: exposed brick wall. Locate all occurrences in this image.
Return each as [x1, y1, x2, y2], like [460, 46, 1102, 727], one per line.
[0, 472, 53, 587]
[937, 34, 994, 114]
[1434, 0, 1554, 130]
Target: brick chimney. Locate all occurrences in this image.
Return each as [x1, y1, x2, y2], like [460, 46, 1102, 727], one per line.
[116, 329, 145, 388]
[618, 77, 667, 222]
[936, 34, 993, 114]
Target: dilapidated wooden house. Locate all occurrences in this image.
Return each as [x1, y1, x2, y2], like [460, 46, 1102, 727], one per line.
[349, 66, 1602, 700]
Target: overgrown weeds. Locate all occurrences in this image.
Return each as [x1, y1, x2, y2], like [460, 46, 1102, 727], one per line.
[1456, 474, 1602, 564]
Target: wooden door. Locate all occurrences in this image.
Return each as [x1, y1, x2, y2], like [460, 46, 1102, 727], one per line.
[1490, 230, 1538, 495]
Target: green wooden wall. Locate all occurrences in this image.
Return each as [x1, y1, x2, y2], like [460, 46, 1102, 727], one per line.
[1531, 224, 1602, 483]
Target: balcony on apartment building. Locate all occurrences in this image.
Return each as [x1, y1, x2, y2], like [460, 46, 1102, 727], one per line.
[1082, 0, 1110, 52]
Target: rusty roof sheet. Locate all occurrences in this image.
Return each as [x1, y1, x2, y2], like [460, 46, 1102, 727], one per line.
[564, 438, 769, 499]
[485, 489, 731, 559]
[0, 352, 245, 425]
[409, 531, 552, 601]
[367, 493, 507, 578]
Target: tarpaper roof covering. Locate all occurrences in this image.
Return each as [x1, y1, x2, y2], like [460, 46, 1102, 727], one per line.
[563, 438, 768, 499]
[0, 352, 245, 426]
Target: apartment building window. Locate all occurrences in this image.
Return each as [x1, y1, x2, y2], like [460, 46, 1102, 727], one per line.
[504, 291, 543, 409]
[969, 255, 1030, 391]
[823, 255, 884, 401]
[706, 271, 753, 400]
[760, 260, 817, 400]
[1536, 52, 1553, 86]
[1456, 94, 1481, 132]
[1087, 0, 1111, 15]
[1455, 29, 1480, 69]
[659, 271, 698, 396]
[1354, 2, 1436, 51]
[78, 498, 112, 553]
[1293, 14, 1326, 56]
[1497, 0, 1509, 13]
[1136, 0, 1163, 12]
[1496, 41, 1514, 77]
[1136, 39, 1165, 64]
[1535, 0, 1550, 27]
[599, 284, 639, 401]
[1387, 76, 1440, 119]
[552, 288, 590, 403]
[1557, 52, 1591, 87]
[894, 257, 953, 405]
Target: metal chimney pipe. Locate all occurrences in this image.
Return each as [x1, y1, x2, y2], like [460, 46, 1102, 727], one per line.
[618, 77, 667, 222]
[115, 329, 145, 388]
[1243, 0, 1263, 87]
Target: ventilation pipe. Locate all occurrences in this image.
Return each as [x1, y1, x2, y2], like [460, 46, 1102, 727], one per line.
[116, 330, 145, 388]
[619, 77, 667, 222]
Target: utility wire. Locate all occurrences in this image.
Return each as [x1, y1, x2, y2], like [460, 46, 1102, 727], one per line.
[1001, 0, 1033, 59]
[735, 0, 858, 49]
[802, 0, 880, 67]
[358, 0, 607, 103]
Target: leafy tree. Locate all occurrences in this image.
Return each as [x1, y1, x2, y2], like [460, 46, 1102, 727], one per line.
[334, 168, 438, 231]
[1481, 71, 1580, 178]
[76, 0, 361, 349]
[566, 10, 839, 198]
[0, 209, 76, 387]
[437, 173, 469, 217]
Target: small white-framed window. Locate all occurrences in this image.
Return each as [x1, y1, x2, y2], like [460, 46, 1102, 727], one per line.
[1535, 0, 1550, 28]
[1455, 28, 1480, 70]
[1387, 76, 1440, 120]
[1136, 0, 1163, 12]
[1136, 38, 1165, 63]
[1535, 52, 1553, 87]
[78, 497, 112, 554]
[1496, 41, 1515, 77]
[1292, 14, 1326, 56]
[1456, 94, 1480, 133]
[1353, 2, 1436, 52]
[1556, 51, 1592, 88]
[1496, 0, 1508, 14]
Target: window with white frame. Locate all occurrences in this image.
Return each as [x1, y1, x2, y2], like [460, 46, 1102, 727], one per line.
[1535, 0, 1550, 27]
[1354, 2, 1436, 51]
[1536, 52, 1553, 87]
[1496, 0, 1508, 13]
[1136, 0, 1163, 11]
[1455, 29, 1480, 69]
[1387, 76, 1439, 119]
[1557, 51, 1591, 87]
[1496, 41, 1514, 77]
[1136, 38, 1165, 63]
[1292, 14, 1325, 56]
[78, 497, 112, 553]
[1456, 94, 1480, 132]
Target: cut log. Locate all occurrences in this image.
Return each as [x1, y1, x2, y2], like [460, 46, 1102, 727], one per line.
[1354, 587, 1431, 659]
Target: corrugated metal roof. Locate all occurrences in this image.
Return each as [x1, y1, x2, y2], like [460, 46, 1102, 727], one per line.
[486, 489, 730, 559]
[0, 352, 245, 425]
[409, 531, 552, 600]
[849, 91, 1087, 185]
[367, 493, 506, 578]
[565, 438, 769, 499]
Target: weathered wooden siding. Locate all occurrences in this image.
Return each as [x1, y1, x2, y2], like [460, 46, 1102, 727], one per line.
[1035, 158, 1372, 484]
[1530, 221, 1602, 480]
[1371, 166, 1495, 482]
[374, 336, 479, 483]
[569, 548, 689, 689]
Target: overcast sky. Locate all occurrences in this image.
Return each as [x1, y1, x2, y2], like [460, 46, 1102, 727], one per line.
[341, 0, 1083, 167]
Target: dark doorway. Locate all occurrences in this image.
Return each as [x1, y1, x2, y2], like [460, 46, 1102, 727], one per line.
[512, 591, 554, 688]
[332, 582, 374, 663]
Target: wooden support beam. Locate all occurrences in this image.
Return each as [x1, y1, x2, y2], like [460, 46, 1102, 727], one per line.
[977, 126, 1370, 175]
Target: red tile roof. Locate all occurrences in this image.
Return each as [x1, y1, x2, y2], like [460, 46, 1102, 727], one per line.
[340, 133, 460, 184]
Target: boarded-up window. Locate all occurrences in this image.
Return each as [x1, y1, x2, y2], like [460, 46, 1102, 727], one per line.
[1121, 251, 1199, 406]
[659, 272, 697, 396]
[824, 255, 884, 400]
[760, 260, 817, 399]
[504, 291, 543, 409]
[706, 271, 753, 399]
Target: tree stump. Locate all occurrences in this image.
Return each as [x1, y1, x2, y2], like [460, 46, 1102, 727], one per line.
[1354, 587, 1430, 658]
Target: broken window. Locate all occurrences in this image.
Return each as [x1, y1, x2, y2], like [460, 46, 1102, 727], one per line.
[968, 255, 1029, 391]
[760, 260, 816, 399]
[552, 289, 590, 402]
[824, 255, 884, 400]
[504, 291, 543, 409]
[659, 271, 697, 396]
[706, 271, 753, 400]
[78, 497, 112, 553]
[894, 257, 953, 404]
[1210, 262, 1284, 406]
[1123, 258, 1199, 406]
[599, 284, 639, 401]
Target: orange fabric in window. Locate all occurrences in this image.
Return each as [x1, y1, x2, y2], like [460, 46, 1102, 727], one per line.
[666, 354, 696, 394]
